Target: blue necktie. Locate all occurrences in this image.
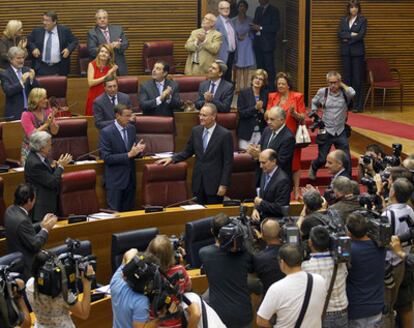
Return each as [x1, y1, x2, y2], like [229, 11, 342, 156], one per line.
[202, 129, 209, 152]
[210, 82, 216, 95]
[122, 128, 129, 149]
[17, 69, 28, 109]
[157, 82, 163, 96]
[264, 174, 271, 190]
[44, 31, 53, 64]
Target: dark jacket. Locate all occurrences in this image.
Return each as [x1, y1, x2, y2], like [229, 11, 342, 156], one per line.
[93, 92, 132, 130]
[0, 65, 39, 120]
[237, 87, 268, 141]
[338, 15, 367, 57]
[24, 151, 64, 221]
[253, 4, 280, 52]
[138, 79, 181, 117]
[173, 124, 233, 195]
[195, 79, 234, 113]
[27, 25, 79, 76]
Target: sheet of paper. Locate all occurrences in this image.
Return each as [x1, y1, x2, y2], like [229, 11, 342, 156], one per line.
[12, 167, 24, 172]
[74, 160, 98, 165]
[95, 284, 111, 294]
[180, 204, 206, 210]
[87, 212, 117, 221]
[151, 152, 174, 159]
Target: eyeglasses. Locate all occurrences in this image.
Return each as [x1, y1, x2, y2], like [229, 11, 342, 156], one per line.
[328, 80, 339, 84]
[254, 76, 265, 81]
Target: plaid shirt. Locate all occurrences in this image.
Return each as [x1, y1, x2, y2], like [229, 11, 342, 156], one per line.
[302, 252, 348, 312]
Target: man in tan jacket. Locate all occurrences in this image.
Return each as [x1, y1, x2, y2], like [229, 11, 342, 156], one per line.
[184, 13, 222, 75]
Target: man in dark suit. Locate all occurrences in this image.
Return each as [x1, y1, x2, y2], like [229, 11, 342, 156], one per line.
[195, 60, 234, 113]
[0, 47, 39, 120]
[93, 76, 133, 130]
[247, 106, 295, 181]
[158, 103, 233, 205]
[27, 11, 79, 76]
[87, 9, 129, 75]
[99, 104, 145, 211]
[138, 60, 181, 117]
[4, 183, 57, 280]
[251, 149, 291, 221]
[24, 131, 72, 222]
[251, 0, 280, 90]
[215, 1, 237, 82]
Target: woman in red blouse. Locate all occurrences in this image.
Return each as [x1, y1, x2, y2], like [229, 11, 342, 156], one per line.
[267, 72, 306, 200]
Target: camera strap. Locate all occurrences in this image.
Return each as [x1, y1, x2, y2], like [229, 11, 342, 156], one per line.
[390, 210, 396, 235]
[322, 263, 338, 320]
[294, 273, 313, 328]
[198, 294, 208, 328]
[0, 281, 23, 328]
[323, 88, 350, 112]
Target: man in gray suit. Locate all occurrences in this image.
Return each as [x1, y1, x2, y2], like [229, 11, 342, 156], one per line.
[195, 60, 234, 113]
[87, 9, 129, 75]
[4, 183, 57, 280]
[93, 76, 133, 130]
[215, 1, 237, 82]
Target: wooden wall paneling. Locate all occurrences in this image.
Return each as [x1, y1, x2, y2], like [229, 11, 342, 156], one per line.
[285, 0, 300, 91]
[309, 0, 414, 107]
[0, 1, 198, 76]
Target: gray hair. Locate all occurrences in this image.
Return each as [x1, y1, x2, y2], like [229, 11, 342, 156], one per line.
[202, 102, 217, 116]
[95, 9, 108, 18]
[331, 149, 347, 167]
[8, 46, 25, 60]
[214, 59, 228, 75]
[326, 71, 342, 81]
[332, 176, 353, 195]
[29, 131, 51, 152]
[268, 106, 286, 120]
[303, 189, 323, 212]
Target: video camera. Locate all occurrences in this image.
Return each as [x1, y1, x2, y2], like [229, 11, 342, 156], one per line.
[36, 239, 96, 303]
[397, 214, 414, 245]
[356, 210, 392, 248]
[0, 265, 24, 328]
[308, 111, 326, 133]
[279, 217, 301, 245]
[218, 206, 256, 253]
[169, 235, 184, 264]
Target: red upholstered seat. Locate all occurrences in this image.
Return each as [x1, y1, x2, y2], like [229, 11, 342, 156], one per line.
[227, 152, 257, 200]
[135, 116, 175, 154]
[216, 112, 238, 151]
[142, 162, 188, 207]
[51, 118, 90, 161]
[173, 75, 207, 103]
[142, 41, 176, 74]
[117, 76, 140, 113]
[37, 76, 70, 117]
[364, 58, 403, 112]
[77, 43, 90, 77]
[0, 177, 6, 228]
[59, 169, 99, 216]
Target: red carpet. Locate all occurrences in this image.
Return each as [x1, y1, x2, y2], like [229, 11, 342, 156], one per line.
[347, 113, 414, 139]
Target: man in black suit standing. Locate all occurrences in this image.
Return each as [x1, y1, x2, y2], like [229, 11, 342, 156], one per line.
[251, 149, 291, 221]
[138, 60, 181, 117]
[93, 76, 133, 130]
[0, 47, 39, 120]
[195, 60, 234, 113]
[251, 0, 280, 90]
[27, 11, 78, 76]
[4, 183, 57, 279]
[247, 106, 295, 181]
[24, 131, 72, 222]
[158, 103, 233, 205]
[87, 9, 129, 76]
[99, 104, 145, 211]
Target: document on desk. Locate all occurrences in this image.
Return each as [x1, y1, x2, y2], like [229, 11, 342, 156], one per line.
[181, 204, 206, 210]
[12, 167, 24, 172]
[74, 160, 98, 165]
[152, 152, 174, 159]
[95, 284, 111, 295]
[87, 212, 117, 221]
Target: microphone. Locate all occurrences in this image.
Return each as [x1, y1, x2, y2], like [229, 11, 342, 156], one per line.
[144, 196, 197, 213]
[76, 148, 101, 161]
[165, 196, 197, 208]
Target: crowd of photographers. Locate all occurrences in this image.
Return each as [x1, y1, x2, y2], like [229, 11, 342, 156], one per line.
[2, 142, 414, 328]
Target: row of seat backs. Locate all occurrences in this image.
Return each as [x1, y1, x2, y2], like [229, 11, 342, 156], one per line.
[78, 40, 177, 76]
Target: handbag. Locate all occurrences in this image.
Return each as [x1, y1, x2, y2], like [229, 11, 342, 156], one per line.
[295, 124, 311, 148]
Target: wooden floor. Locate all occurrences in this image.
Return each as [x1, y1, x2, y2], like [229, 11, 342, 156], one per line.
[350, 105, 414, 157]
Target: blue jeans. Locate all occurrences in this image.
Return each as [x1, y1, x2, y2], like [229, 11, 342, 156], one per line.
[311, 129, 352, 176]
[323, 309, 348, 328]
[349, 313, 383, 328]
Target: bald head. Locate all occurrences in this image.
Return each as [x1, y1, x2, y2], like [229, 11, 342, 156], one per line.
[259, 149, 278, 174]
[326, 149, 347, 175]
[261, 218, 281, 242]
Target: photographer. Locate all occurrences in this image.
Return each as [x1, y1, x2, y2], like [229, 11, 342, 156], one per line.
[330, 176, 362, 224]
[110, 249, 161, 328]
[381, 178, 414, 328]
[199, 213, 253, 328]
[298, 189, 327, 239]
[147, 235, 192, 328]
[302, 226, 348, 328]
[26, 250, 95, 328]
[257, 244, 326, 328]
[308, 71, 354, 180]
[253, 219, 285, 297]
[346, 212, 386, 327]
[358, 144, 385, 180]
